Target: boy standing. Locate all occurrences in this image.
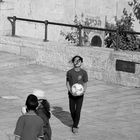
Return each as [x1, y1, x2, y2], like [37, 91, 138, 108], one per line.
[66, 55, 88, 134]
[14, 94, 44, 140]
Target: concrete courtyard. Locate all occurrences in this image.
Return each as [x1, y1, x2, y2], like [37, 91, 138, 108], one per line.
[0, 51, 140, 140]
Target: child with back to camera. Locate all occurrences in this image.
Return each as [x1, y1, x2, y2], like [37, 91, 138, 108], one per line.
[14, 94, 44, 140]
[21, 89, 52, 140]
[66, 55, 88, 134]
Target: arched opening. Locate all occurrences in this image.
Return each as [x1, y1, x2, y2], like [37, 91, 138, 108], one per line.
[91, 35, 102, 47]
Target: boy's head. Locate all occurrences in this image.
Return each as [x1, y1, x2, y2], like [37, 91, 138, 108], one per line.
[72, 55, 83, 63]
[25, 94, 38, 111]
[71, 55, 83, 68]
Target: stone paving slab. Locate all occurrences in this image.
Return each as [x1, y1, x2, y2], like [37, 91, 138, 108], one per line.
[0, 52, 140, 140]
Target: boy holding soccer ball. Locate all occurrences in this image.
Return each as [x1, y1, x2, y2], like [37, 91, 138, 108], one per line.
[66, 55, 88, 134]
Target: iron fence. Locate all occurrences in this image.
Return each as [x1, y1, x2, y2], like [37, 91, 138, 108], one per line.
[7, 16, 140, 48]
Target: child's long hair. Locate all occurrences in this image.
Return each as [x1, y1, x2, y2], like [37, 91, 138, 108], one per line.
[41, 99, 51, 119]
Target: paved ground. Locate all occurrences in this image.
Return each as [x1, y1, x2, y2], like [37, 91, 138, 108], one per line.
[0, 51, 140, 140]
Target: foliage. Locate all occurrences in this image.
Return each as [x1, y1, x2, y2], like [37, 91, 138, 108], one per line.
[128, 0, 140, 22]
[60, 13, 92, 46]
[105, 8, 140, 51]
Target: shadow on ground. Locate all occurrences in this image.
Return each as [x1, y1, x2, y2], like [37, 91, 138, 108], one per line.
[51, 106, 73, 127]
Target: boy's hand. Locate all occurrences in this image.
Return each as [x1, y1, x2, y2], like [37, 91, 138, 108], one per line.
[68, 87, 72, 94]
[38, 136, 44, 140]
[15, 135, 21, 140]
[21, 106, 27, 114]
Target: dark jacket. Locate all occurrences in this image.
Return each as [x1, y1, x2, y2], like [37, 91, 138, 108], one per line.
[37, 101, 52, 140]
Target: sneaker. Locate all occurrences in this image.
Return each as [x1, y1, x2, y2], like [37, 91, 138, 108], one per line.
[72, 127, 78, 134]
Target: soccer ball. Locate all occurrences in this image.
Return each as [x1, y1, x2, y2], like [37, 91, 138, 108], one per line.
[72, 83, 84, 96]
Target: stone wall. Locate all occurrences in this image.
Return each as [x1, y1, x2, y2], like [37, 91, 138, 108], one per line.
[0, 1, 15, 35]
[1, 0, 137, 41]
[0, 35, 140, 87]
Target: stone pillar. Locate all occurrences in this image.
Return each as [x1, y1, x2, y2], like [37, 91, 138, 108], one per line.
[0, 1, 14, 36]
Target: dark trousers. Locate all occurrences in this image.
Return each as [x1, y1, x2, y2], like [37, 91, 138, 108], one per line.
[68, 93, 84, 128]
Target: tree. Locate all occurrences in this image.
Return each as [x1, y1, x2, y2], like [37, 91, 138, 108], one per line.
[128, 0, 140, 22]
[105, 8, 140, 51]
[60, 13, 94, 46]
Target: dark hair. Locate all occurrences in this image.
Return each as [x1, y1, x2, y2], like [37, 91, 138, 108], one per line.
[25, 94, 38, 111]
[71, 55, 83, 63]
[40, 99, 51, 118]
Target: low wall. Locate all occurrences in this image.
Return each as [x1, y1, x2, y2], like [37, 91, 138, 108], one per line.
[0, 36, 140, 87]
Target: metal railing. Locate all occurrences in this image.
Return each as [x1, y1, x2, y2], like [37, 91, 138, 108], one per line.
[7, 16, 140, 47]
